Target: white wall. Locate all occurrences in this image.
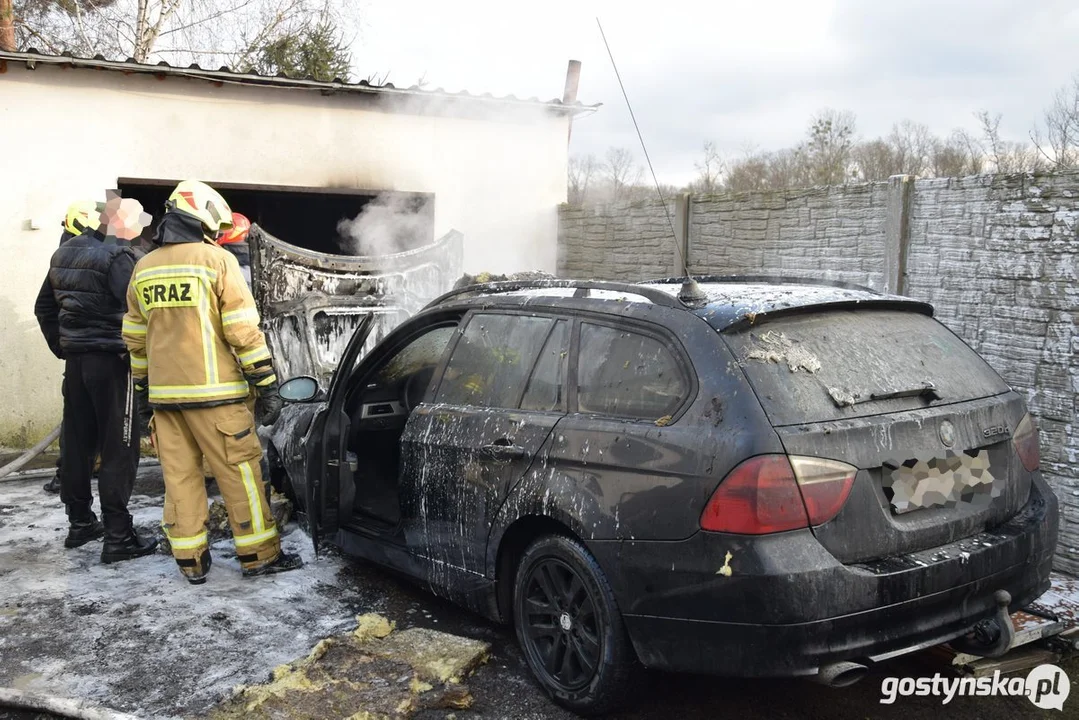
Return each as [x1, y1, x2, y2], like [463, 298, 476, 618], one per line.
[0, 63, 570, 445]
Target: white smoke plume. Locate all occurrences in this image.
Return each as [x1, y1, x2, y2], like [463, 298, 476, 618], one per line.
[335, 193, 435, 257]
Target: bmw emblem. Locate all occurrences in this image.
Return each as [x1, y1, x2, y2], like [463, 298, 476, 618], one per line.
[939, 420, 956, 448]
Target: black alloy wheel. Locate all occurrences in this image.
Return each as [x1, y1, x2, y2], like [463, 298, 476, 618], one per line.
[513, 535, 635, 714]
[522, 557, 601, 690]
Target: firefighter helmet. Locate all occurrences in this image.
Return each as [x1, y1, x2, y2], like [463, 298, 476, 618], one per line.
[166, 180, 233, 238]
[218, 212, 250, 245]
[63, 200, 105, 236]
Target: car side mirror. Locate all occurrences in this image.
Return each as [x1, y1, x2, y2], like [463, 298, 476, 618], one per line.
[279, 375, 321, 403]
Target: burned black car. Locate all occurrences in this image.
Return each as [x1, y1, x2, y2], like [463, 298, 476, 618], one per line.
[266, 277, 1058, 714]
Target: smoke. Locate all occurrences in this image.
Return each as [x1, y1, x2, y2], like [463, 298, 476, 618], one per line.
[335, 193, 434, 257]
[319, 92, 573, 274]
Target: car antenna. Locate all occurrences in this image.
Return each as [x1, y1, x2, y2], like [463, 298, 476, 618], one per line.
[596, 17, 706, 304]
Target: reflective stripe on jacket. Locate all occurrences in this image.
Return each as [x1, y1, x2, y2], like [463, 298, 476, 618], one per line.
[122, 240, 276, 408]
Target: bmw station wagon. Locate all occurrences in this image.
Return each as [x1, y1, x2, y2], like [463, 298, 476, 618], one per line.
[266, 277, 1058, 714]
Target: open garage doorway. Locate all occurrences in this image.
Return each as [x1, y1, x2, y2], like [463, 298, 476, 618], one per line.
[117, 178, 434, 256]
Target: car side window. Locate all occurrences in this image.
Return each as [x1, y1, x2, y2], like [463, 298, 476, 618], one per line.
[520, 320, 569, 412]
[577, 323, 688, 420]
[436, 313, 554, 409]
[374, 325, 456, 385]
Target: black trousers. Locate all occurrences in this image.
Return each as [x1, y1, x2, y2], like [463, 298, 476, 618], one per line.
[60, 352, 139, 531]
[55, 377, 65, 473]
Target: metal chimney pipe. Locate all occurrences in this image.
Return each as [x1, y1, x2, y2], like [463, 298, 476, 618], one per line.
[563, 59, 581, 145]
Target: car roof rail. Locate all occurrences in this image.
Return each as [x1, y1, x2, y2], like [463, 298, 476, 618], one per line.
[643, 274, 882, 295]
[424, 279, 687, 310]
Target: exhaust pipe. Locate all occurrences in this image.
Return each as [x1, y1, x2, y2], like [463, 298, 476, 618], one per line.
[813, 661, 868, 688]
[949, 590, 1015, 658]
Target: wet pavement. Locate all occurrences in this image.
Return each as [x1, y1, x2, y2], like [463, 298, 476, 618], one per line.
[1, 464, 1077, 719]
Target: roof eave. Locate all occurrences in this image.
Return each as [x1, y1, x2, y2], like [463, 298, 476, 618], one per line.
[0, 50, 600, 118]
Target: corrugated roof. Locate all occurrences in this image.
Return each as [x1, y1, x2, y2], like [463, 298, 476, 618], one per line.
[0, 49, 599, 116]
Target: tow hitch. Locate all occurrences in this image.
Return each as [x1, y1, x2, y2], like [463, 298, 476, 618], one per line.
[949, 590, 1015, 658]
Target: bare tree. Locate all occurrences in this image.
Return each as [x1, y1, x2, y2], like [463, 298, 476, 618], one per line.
[13, 0, 359, 75]
[691, 140, 724, 193]
[766, 148, 808, 190]
[723, 146, 773, 193]
[930, 129, 984, 177]
[887, 119, 933, 176]
[567, 153, 598, 204]
[603, 147, 642, 202]
[800, 109, 856, 186]
[976, 110, 1044, 173]
[1, 0, 16, 51]
[1031, 76, 1079, 170]
[851, 139, 898, 182]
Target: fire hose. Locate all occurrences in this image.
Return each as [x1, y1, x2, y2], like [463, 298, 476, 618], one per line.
[0, 423, 61, 481]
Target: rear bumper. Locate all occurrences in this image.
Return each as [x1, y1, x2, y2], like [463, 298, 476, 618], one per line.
[601, 473, 1058, 677]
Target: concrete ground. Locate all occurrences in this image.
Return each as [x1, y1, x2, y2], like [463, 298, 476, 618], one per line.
[1, 465, 1077, 719]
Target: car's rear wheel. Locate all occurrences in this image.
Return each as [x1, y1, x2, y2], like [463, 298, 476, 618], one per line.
[513, 535, 635, 715]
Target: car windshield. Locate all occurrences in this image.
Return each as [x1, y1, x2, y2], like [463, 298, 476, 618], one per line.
[724, 309, 1009, 426]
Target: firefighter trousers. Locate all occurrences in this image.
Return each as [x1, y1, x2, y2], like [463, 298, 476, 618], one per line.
[151, 402, 280, 573]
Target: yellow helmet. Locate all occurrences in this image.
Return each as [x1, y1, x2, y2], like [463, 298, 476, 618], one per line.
[64, 200, 105, 236]
[166, 180, 233, 238]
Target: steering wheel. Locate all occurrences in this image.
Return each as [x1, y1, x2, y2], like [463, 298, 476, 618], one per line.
[402, 367, 435, 412]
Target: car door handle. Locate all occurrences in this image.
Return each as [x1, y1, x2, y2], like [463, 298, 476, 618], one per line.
[479, 442, 527, 460]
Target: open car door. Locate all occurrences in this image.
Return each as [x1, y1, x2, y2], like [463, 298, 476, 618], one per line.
[306, 314, 375, 553]
[249, 224, 463, 552]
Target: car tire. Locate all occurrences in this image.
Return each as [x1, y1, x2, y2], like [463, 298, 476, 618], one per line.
[513, 534, 636, 715]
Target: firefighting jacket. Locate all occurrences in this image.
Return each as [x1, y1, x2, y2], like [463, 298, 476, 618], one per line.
[122, 212, 276, 408]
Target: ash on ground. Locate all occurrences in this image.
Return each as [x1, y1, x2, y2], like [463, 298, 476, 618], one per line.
[0, 468, 354, 718]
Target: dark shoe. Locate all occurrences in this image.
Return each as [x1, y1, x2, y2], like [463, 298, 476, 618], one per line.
[43, 474, 61, 494]
[242, 551, 303, 578]
[65, 515, 104, 548]
[101, 529, 159, 564]
[177, 550, 212, 585]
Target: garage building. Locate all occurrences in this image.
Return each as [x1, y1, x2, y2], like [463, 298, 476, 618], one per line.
[0, 49, 592, 445]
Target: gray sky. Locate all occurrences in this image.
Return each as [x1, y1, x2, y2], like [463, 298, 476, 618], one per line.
[356, 0, 1079, 185]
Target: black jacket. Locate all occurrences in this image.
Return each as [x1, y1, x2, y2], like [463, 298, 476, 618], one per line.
[35, 230, 136, 357]
[222, 241, 252, 287]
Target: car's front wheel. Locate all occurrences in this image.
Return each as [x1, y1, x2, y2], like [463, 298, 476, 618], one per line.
[513, 535, 635, 715]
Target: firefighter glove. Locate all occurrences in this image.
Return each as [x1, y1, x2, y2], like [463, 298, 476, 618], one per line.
[134, 380, 152, 433]
[255, 381, 283, 427]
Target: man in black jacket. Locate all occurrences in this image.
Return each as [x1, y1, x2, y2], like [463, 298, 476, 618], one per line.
[43, 201, 107, 495]
[34, 194, 158, 563]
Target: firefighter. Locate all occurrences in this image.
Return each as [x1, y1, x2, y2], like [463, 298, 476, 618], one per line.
[217, 212, 252, 287]
[122, 180, 300, 584]
[34, 196, 158, 562]
[213, 211, 262, 480]
[43, 201, 108, 495]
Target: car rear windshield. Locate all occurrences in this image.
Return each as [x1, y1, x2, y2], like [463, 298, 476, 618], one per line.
[723, 309, 1009, 426]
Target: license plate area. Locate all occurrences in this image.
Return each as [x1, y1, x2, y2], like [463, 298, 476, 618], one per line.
[882, 449, 998, 515]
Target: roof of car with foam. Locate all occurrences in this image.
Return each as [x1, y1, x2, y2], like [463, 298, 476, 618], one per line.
[428, 277, 934, 330]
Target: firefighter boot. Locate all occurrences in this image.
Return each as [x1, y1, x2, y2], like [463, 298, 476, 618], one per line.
[177, 549, 213, 585]
[65, 508, 104, 548]
[241, 551, 304, 578]
[101, 515, 159, 564]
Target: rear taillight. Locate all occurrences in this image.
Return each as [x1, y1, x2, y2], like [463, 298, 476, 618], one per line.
[700, 454, 857, 535]
[700, 455, 807, 534]
[1013, 413, 1040, 472]
[788, 456, 858, 525]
